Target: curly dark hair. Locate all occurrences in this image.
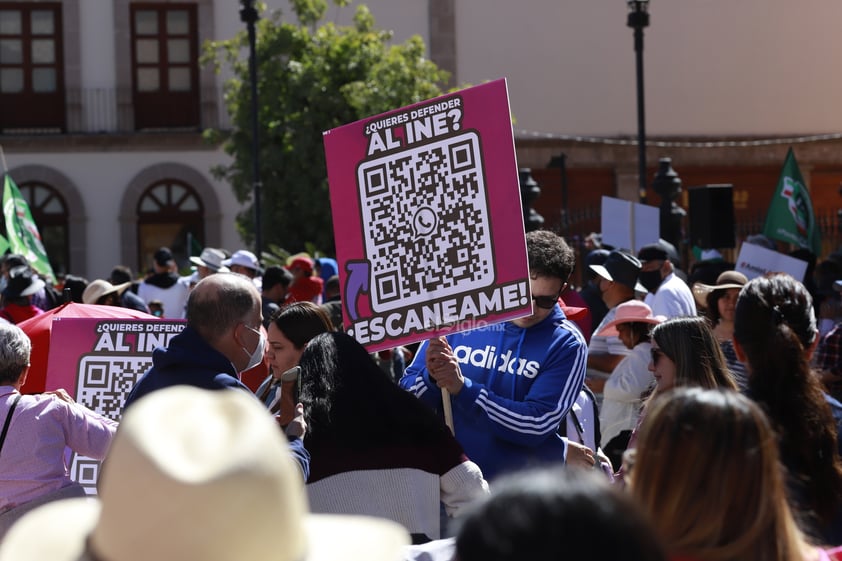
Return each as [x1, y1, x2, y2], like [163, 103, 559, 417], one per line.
[526, 230, 574, 282]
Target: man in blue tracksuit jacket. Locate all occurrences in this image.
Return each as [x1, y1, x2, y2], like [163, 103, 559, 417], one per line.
[400, 230, 588, 480]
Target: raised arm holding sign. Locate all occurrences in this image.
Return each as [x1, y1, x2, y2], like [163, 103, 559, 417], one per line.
[400, 231, 588, 480]
[324, 80, 538, 439]
[426, 336, 459, 433]
[323, 81, 590, 477]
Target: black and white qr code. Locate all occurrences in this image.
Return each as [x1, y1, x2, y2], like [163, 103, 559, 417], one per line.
[75, 355, 151, 420]
[357, 131, 495, 313]
[71, 355, 152, 494]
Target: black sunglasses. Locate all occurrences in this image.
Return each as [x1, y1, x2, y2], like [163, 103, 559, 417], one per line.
[532, 294, 558, 310]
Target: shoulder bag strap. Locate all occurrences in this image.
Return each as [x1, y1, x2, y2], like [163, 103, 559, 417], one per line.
[568, 408, 586, 445]
[0, 394, 22, 457]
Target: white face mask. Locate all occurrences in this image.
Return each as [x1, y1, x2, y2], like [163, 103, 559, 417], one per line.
[241, 325, 266, 372]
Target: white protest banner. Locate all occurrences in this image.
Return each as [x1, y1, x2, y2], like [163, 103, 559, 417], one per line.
[600, 196, 659, 254]
[735, 242, 808, 282]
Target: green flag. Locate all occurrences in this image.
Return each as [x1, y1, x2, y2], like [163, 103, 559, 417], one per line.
[3, 175, 56, 283]
[762, 148, 822, 256]
[187, 232, 203, 257]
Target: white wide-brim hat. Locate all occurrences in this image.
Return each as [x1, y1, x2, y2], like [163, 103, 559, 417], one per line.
[0, 387, 409, 561]
[188, 248, 229, 273]
[0, 501, 409, 561]
[81, 279, 132, 305]
[222, 249, 262, 273]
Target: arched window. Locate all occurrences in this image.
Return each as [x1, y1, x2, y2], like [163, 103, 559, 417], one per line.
[18, 181, 69, 275]
[136, 179, 203, 273]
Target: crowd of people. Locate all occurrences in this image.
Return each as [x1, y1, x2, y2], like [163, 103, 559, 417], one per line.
[0, 246, 337, 325]
[4, 230, 842, 560]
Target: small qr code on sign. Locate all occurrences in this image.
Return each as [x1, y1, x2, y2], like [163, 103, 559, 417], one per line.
[71, 354, 152, 495]
[357, 131, 495, 313]
[75, 355, 152, 420]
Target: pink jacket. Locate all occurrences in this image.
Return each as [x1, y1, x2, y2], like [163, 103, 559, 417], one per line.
[0, 387, 117, 511]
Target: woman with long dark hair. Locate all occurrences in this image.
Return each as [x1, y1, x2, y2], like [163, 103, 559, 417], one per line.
[648, 316, 737, 396]
[734, 273, 842, 544]
[299, 332, 488, 544]
[616, 316, 737, 483]
[693, 270, 749, 390]
[255, 301, 333, 425]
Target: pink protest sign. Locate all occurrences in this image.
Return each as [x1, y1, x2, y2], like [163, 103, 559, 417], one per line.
[324, 78, 530, 352]
[44, 317, 185, 494]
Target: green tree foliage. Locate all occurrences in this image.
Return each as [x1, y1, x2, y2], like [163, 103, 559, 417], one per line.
[204, 1, 448, 254]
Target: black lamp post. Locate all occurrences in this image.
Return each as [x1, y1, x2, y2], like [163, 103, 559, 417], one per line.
[240, 0, 262, 261]
[547, 154, 569, 236]
[652, 157, 685, 249]
[519, 169, 545, 233]
[627, 0, 650, 204]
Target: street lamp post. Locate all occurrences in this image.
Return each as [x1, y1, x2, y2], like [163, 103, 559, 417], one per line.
[652, 157, 685, 250]
[519, 169, 545, 233]
[627, 0, 650, 204]
[547, 154, 569, 236]
[240, 0, 262, 261]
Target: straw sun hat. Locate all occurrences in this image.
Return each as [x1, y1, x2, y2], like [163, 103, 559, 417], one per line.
[81, 279, 132, 305]
[692, 270, 748, 309]
[0, 386, 409, 561]
[597, 300, 665, 337]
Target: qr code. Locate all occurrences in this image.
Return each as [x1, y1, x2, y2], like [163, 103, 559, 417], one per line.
[75, 355, 152, 420]
[71, 354, 152, 495]
[357, 131, 495, 313]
